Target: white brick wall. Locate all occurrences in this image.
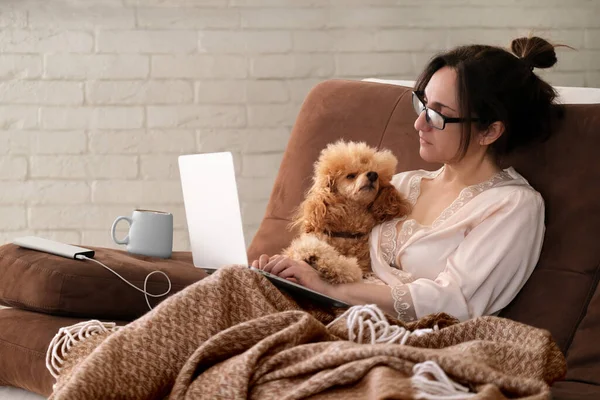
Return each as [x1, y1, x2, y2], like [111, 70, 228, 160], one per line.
[45, 55, 149, 79]
[41, 107, 145, 130]
[0, 0, 598, 252]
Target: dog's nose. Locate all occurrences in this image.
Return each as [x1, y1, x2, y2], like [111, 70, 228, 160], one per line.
[366, 171, 378, 182]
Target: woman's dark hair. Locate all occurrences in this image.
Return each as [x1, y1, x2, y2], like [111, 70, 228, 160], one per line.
[414, 36, 568, 160]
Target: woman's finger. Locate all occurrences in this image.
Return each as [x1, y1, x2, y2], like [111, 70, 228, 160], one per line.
[262, 255, 282, 273]
[270, 257, 292, 276]
[278, 266, 297, 280]
[278, 261, 321, 290]
[258, 254, 271, 269]
[251, 259, 259, 268]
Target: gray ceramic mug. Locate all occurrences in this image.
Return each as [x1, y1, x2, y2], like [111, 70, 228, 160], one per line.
[111, 209, 173, 258]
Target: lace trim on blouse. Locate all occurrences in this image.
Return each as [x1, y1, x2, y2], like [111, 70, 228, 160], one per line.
[380, 217, 404, 266]
[381, 169, 513, 265]
[392, 284, 417, 322]
[431, 170, 513, 229]
[380, 169, 442, 265]
[365, 273, 416, 321]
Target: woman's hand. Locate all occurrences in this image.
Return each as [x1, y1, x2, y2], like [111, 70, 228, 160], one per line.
[251, 255, 398, 316]
[251, 254, 330, 294]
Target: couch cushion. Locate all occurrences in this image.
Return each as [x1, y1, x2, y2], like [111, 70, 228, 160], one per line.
[562, 265, 600, 385]
[498, 103, 600, 353]
[0, 244, 206, 320]
[0, 308, 127, 396]
[551, 381, 600, 400]
[248, 79, 600, 376]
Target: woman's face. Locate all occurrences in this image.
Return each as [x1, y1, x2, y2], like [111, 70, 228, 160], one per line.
[413, 66, 466, 164]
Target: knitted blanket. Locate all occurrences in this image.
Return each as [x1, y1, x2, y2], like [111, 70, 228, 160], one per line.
[47, 266, 565, 400]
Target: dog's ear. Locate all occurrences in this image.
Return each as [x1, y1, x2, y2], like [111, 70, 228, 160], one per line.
[289, 184, 336, 233]
[326, 175, 336, 193]
[370, 184, 411, 223]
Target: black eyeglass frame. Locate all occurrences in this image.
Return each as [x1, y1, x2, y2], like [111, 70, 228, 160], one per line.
[411, 91, 479, 130]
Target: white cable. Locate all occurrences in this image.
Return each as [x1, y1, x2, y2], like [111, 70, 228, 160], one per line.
[75, 254, 171, 311]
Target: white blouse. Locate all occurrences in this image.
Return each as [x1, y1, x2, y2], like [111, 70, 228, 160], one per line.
[368, 167, 545, 322]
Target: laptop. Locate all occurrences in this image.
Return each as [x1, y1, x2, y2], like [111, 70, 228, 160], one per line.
[178, 152, 350, 308]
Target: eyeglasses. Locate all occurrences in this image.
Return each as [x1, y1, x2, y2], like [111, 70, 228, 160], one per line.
[411, 91, 478, 130]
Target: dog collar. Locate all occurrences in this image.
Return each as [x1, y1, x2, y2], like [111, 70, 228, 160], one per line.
[324, 230, 367, 239]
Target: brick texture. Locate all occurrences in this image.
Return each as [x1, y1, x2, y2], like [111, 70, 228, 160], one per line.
[0, 1, 597, 250]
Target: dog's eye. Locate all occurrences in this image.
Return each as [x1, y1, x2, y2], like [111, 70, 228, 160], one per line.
[346, 173, 357, 180]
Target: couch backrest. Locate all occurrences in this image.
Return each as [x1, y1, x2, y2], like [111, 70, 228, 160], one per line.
[247, 79, 600, 383]
[364, 78, 600, 104]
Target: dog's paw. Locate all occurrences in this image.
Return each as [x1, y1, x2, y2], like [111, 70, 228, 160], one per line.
[283, 234, 329, 261]
[283, 234, 362, 284]
[315, 254, 362, 284]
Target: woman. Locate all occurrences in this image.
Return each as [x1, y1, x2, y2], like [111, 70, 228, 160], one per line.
[252, 36, 563, 322]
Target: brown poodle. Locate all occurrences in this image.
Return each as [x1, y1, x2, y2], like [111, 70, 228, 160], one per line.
[283, 140, 411, 285]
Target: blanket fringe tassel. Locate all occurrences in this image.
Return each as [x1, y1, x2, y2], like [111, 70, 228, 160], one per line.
[46, 320, 120, 380]
[412, 361, 476, 400]
[327, 305, 475, 399]
[326, 304, 437, 345]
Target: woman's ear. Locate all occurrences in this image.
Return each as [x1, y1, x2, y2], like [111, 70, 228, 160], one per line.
[479, 121, 505, 146]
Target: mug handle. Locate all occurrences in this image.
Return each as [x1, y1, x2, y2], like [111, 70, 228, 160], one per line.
[111, 216, 133, 245]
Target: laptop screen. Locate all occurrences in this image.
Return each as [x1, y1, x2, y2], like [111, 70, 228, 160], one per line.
[178, 152, 248, 269]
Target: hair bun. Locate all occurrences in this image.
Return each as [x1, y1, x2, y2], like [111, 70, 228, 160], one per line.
[511, 36, 558, 70]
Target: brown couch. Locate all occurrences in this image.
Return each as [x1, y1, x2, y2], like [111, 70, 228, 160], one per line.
[1, 79, 599, 399]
